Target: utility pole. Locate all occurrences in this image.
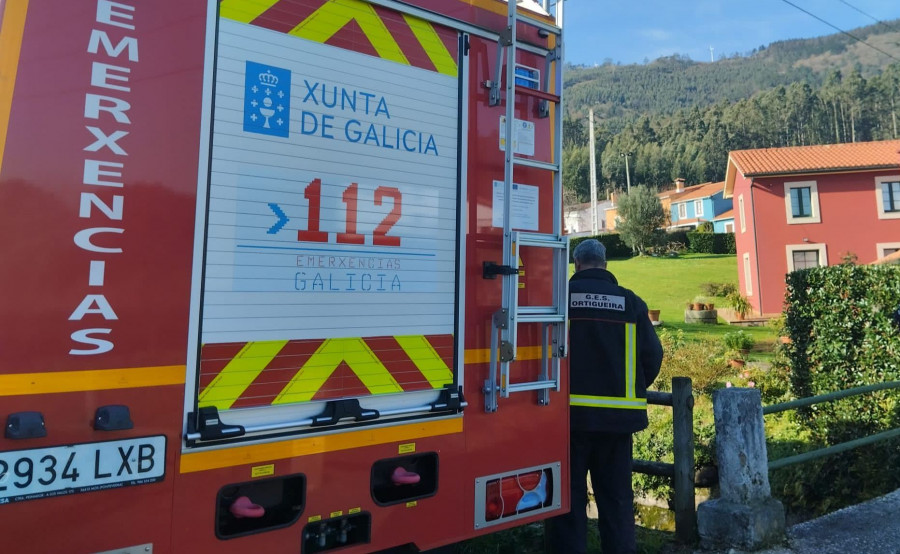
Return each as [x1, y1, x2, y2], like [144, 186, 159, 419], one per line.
[620, 151, 633, 193]
[589, 109, 598, 235]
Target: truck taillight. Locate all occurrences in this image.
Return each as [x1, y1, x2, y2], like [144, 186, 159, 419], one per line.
[484, 470, 549, 521]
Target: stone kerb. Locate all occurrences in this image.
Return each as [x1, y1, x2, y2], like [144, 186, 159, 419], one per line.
[697, 387, 786, 551]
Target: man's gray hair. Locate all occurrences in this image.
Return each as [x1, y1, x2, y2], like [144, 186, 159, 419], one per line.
[573, 239, 607, 266]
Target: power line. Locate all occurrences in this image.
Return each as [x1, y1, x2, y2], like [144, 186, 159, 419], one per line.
[778, 0, 900, 63]
[835, 0, 900, 35]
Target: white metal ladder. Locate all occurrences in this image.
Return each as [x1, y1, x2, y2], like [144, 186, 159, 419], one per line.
[484, 0, 568, 413]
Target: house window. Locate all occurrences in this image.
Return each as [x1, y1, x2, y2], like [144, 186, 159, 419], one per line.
[742, 253, 752, 295]
[678, 203, 686, 219]
[694, 200, 703, 217]
[724, 222, 734, 233]
[875, 176, 900, 220]
[784, 181, 821, 224]
[738, 194, 746, 233]
[883, 182, 899, 211]
[792, 250, 819, 269]
[790, 187, 812, 217]
[877, 242, 900, 259]
[786, 244, 828, 272]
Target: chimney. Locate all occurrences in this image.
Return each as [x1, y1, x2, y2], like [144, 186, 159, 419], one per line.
[675, 178, 685, 193]
[610, 192, 617, 206]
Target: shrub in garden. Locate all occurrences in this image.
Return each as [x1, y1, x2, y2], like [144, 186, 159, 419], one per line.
[779, 263, 900, 515]
[784, 264, 900, 437]
[666, 229, 689, 247]
[726, 290, 752, 318]
[722, 330, 755, 354]
[686, 231, 735, 254]
[722, 232, 736, 254]
[568, 233, 632, 261]
[635, 331, 720, 506]
[700, 282, 737, 297]
[655, 331, 730, 394]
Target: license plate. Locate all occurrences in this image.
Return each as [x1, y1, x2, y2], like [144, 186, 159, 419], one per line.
[0, 435, 166, 504]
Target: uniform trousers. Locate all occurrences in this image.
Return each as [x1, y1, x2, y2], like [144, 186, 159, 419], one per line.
[546, 430, 636, 554]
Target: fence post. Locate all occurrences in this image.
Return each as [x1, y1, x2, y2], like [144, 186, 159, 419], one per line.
[697, 387, 785, 550]
[671, 377, 696, 543]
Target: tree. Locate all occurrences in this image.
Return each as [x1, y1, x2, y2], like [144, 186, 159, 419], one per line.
[614, 186, 666, 255]
[562, 145, 591, 202]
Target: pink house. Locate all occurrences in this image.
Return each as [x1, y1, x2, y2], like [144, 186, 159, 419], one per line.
[724, 139, 900, 316]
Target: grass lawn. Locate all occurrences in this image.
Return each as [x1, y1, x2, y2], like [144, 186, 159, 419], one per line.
[590, 253, 778, 358]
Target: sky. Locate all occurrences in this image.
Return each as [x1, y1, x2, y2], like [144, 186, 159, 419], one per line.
[563, 0, 900, 66]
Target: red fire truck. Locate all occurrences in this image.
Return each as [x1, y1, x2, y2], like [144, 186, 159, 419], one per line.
[0, 0, 569, 551]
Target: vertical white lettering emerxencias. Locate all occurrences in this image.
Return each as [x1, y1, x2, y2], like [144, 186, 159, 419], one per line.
[70, 0, 138, 355]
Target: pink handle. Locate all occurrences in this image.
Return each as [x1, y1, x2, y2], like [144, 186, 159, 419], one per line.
[391, 466, 421, 485]
[229, 496, 265, 519]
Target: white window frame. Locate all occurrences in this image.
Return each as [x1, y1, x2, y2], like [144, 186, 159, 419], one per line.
[784, 180, 821, 224]
[678, 203, 687, 219]
[724, 222, 734, 233]
[742, 253, 752, 296]
[876, 242, 900, 259]
[694, 199, 703, 217]
[875, 175, 900, 220]
[786, 243, 828, 272]
[738, 194, 746, 233]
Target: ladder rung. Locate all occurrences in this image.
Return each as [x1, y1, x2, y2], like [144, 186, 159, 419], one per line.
[512, 157, 559, 172]
[517, 313, 565, 324]
[517, 231, 567, 248]
[515, 85, 560, 104]
[507, 380, 558, 393]
[519, 305, 562, 316]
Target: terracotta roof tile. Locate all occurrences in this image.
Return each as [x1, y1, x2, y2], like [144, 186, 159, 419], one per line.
[714, 208, 734, 221]
[671, 181, 724, 202]
[662, 183, 703, 201]
[730, 140, 900, 177]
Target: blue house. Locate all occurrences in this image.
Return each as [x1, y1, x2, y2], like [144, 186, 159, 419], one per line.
[713, 209, 735, 233]
[667, 181, 731, 231]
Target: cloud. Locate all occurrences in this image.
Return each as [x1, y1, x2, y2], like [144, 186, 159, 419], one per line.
[639, 28, 673, 41]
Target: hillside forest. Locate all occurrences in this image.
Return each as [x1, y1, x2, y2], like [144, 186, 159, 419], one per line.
[562, 20, 900, 202]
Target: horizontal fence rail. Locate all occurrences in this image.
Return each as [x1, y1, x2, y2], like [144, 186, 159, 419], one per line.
[764, 380, 900, 471]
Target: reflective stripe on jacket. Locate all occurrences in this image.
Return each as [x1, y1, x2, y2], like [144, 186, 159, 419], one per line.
[568, 267, 663, 433]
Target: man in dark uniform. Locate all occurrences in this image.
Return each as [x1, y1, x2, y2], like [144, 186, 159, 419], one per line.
[547, 239, 663, 554]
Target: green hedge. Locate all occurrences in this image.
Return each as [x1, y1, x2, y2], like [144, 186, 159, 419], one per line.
[666, 229, 689, 246]
[778, 263, 900, 513]
[568, 233, 632, 261]
[721, 232, 736, 253]
[784, 264, 900, 435]
[686, 232, 736, 254]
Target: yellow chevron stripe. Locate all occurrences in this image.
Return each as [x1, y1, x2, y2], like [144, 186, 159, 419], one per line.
[219, 0, 280, 24]
[199, 340, 288, 410]
[401, 14, 457, 77]
[274, 338, 402, 404]
[0, 0, 29, 178]
[395, 335, 453, 388]
[289, 0, 409, 66]
[180, 417, 462, 473]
